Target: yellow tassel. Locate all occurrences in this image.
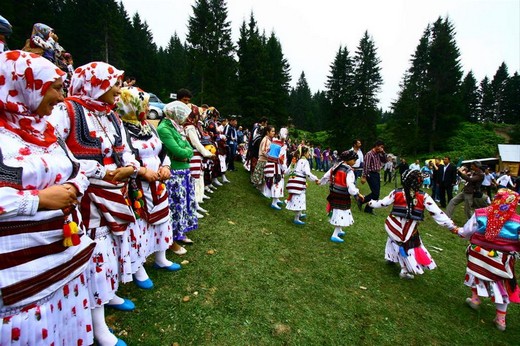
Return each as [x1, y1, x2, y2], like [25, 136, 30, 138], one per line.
[63, 221, 80, 247]
[488, 250, 495, 257]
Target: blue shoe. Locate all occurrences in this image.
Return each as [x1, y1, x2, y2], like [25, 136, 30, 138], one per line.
[293, 219, 305, 225]
[115, 338, 128, 346]
[338, 231, 345, 237]
[300, 214, 307, 219]
[270, 204, 282, 210]
[277, 200, 284, 205]
[153, 262, 182, 271]
[133, 276, 154, 290]
[106, 298, 135, 311]
[330, 236, 344, 243]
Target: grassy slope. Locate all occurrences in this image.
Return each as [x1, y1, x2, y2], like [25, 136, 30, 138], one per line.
[109, 166, 520, 345]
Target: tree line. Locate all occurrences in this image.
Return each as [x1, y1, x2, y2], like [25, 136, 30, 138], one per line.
[4, 0, 519, 154]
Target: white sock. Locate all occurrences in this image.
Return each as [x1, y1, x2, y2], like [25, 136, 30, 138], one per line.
[294, 211, 300, 221]
[108, 294, 124, 306]
[154, 250, 173, 267]
[92, 306, 117, 346]
[133, 266, 149, 281]
[332, 227, 342, 238]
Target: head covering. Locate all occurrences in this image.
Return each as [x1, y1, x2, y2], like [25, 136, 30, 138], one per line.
[116, 86, 152, 139]
[484, 188, 520, 241]
[31, 23, 53, 40]
[279, 127, 288, 140]
[0, 15, 12, 37]
[183, 103, 200, 127]
[67, 61, 124, 112]
[339, 150, 358, 162]
[0, 50, 65, 147]
[402, 169, 423, 191]
[163, 100, 191, 125]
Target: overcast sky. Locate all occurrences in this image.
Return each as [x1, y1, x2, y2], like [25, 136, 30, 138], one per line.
[121, 0, 519, 111]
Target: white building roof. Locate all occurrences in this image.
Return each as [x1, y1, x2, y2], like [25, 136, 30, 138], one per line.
[498, 144, 520, 162]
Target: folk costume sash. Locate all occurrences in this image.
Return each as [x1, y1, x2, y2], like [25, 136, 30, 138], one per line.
[466, 245, 515, 282]
[0, 214, 95, 307]
[286, 175, 306, 195]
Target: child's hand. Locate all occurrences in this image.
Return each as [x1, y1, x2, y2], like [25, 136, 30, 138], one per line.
[315, 179, 320, 185]
[357, 194, 364, 202]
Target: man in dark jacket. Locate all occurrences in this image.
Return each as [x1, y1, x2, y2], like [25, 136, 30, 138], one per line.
[439, 156, 458, 208]
[446, 161, 485, 220]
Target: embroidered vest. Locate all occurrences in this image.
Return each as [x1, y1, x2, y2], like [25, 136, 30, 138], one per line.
[330, 164, 350, 195]
[390, 189, 426, 221]
[64, 100, 125, 166]
[470, 208, 520, 252]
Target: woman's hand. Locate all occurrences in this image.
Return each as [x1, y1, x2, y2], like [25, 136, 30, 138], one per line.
[111, 166, 135, 182]
[38, 184, 78, 210]
[140, 167, 160, 182]
[158, 166, 171, 180]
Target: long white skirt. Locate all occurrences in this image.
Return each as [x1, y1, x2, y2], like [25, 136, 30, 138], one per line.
[329, 209, 354, 227]
[384, 237, 437, 275]
[286, 192, 307, 211]
[0, 273, 93, 345]
[87, 228, 120, 307]
[145, 221, 173, 257]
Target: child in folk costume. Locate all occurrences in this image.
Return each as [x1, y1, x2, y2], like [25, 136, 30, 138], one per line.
[319, 150, 364, 243]
[265, 128, 289, 209]
[367, 169, 458, 279]
[457, 188, 520, 331]
[285, 146, 319, 225]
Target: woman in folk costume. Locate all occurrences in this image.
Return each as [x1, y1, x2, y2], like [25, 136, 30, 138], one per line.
[285, 146, 319, 225]
[319, 150, 364, 243]
[457, 188, 520, 331]
[0, 51, 95, 345]
[184, 104, 215, 218]
[158, 101, 198, 248]
[204, 107, 226, 187]
[264, 127, 289, 209]
[251, 125, 275, 190]
[116, 87, 180, 289]
[367, 169, 458, 280]
[49, 62, 140, 346]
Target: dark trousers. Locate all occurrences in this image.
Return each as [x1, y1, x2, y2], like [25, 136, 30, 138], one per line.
[364, 172, 381, 213]
[439, 183, 453, 208]
[226, 143, 237, 171]
[384, 170, 392, 183]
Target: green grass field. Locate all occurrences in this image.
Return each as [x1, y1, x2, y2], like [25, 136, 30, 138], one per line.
[109, 165, 520, 345]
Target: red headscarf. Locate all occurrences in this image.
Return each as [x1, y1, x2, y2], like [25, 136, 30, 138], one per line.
[485, 188, 520, 240]
[0, 50, 65, 147]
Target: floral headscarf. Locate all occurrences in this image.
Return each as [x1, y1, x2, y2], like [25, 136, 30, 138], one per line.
[67, 61, 124, 112]
[0, 50, 65, 147]
[116, 86, 152, 139]
[485, 188, 520, 241]
[31, 23, 53, 40]
[183, 103, 200, 127]
[163, 100, 191, 126]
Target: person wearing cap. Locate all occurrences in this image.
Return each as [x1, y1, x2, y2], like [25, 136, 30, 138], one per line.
[319, 150, 364, 243]
[446, 161, 485, 220]
[0, 15, 12, 52]
[367, 169, 459, 279]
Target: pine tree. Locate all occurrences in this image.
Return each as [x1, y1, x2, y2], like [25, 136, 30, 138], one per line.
[352, 31, 383, 147]
[460, 71, 479, 122]
[490, 62, 509, 123]
[502, 72, 520, 124]
[479, 77, 494, 122]
[289, 72, 313, 131]
[325, 46, 355, 149]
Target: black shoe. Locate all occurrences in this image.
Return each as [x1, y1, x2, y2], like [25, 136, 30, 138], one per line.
[356, 198, 363, 211]
[364, 209, 375, 215]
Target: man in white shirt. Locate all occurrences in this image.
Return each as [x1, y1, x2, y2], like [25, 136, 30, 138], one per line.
[409, 159, 421, 171]
[350, 139, 364, 181]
